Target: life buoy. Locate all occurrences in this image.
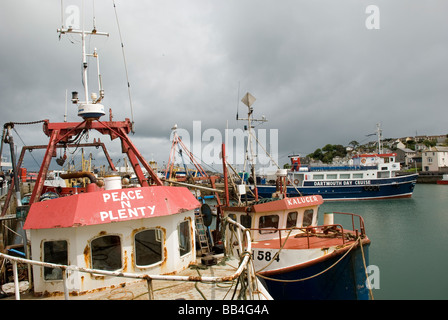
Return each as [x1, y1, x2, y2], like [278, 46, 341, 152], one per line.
[293, 179, 299, 185]
[200, 204, 213, 227]
[361, 158, 367, 164]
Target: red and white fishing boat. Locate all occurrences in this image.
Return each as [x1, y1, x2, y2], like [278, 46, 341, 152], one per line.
[437, 174, 448, 185]
[0, 8, 269, 301]
[220, 98, 372, 300]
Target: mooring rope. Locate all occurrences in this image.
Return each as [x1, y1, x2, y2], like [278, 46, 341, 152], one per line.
[255, 237, 361, 283]
[359, 236, 374, 300]
[255, 228, 294, 273]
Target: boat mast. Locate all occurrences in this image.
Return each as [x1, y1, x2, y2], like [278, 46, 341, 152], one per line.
[81, 8, 88, 104]
[238, 92, 267, 201]
[57, 0, 109, 118]
[376, 123, 383, 154]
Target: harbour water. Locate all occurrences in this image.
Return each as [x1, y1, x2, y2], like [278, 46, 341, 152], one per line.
[320, 184, 448, 300]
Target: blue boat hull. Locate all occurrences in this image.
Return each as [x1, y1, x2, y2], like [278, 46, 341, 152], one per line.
[257, 174, 417, 201]
[259, 243, 371, 300]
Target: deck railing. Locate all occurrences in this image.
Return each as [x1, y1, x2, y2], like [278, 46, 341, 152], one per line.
[328, 211, 367, 237]
[250, 211, 367, 249]
[0, 216, 261, 300]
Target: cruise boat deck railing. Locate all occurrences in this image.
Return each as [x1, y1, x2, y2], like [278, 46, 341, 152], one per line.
[302, 165, 378, 172]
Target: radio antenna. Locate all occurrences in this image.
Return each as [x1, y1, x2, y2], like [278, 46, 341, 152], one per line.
[236, 81, 240, 120]
[113, 0, 135, 133]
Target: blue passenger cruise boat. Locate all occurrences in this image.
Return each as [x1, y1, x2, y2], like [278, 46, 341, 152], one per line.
[257, 153, 418, 201]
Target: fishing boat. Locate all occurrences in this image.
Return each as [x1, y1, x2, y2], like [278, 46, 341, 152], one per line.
[257, 126, 418, 201]
[220, 96, 372, 300]
[0, 9, 269, 301]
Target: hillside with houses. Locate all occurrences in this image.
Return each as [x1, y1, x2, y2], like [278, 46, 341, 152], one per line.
[387, 135, 448, 173]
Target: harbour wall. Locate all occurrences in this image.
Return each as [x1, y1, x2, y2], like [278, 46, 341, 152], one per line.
[416, 172, 443, 184]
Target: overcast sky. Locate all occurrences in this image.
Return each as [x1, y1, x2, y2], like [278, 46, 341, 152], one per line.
[1, 0, 447, 172]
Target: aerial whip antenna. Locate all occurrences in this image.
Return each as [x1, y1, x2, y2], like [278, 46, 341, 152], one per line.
[113, 0, 135, 133]
[92, 0, 97, 31]
[59, 0, 64, 40]
[236, 81, 240, 120]
[57, 0, 109, 120]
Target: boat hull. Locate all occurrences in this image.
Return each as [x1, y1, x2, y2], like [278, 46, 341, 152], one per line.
[258, 243, 371, 300]
[257, 174, 417, 201]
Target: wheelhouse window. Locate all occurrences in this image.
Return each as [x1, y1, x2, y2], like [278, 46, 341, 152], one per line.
[286, 211, 298, 228]
[259, 215, 279, 234]
[303, 209, 314, 227]
[378, 171, 390, 178]
[43, 240, 68, 281]
[240, 214, 252, 229]
[178, 220, 191, 256]
[135, 229, 163, 267]
[91, 235, 122, 271]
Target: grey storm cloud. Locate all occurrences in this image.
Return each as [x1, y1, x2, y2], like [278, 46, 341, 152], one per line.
[1, 0, 447, 170]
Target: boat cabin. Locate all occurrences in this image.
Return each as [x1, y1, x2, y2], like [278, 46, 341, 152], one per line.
[288, 153, 400, 187]
[352, 153, 399, 170]
[223, 195, 323, 242]
[23, 181, 200, 295]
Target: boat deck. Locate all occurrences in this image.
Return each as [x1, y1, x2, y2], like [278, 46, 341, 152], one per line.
[2, 255, 271, 300]
[252, 230, 363, 250]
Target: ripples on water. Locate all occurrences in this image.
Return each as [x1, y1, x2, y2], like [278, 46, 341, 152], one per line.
[320, 184, 448, 299]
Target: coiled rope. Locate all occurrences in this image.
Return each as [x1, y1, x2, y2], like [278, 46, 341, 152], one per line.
[221, 219, 265, 300]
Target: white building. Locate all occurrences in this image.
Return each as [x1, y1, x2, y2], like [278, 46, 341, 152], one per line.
[422, 147, 448, 172]
[396, 147, 417, 168]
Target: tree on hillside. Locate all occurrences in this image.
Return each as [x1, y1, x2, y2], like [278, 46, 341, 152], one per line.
[308, 144, 347, 164]
[308, 148, 323, 161]
[349, 140, 359, 149]
[422, 139, 436, 148]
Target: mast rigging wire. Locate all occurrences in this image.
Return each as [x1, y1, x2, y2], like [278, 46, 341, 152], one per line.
[12, 128, 41, 168]
[112, 0, 135, 133]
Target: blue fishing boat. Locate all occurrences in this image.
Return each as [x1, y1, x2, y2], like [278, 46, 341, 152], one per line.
[221, 95, 372, 300]
[221, 188, 372, 300]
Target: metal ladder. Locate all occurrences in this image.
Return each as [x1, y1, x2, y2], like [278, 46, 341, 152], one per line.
[194, 210, 210, 255]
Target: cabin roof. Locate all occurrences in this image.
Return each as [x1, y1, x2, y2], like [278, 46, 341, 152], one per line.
[354, 153, 396, 158]
[23, 186, 200, 230]
[223, 195, 323, 214]
[251, 195, 323, 213]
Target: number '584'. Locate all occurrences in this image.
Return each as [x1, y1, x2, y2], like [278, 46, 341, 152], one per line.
[253, 250, 280, 262]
